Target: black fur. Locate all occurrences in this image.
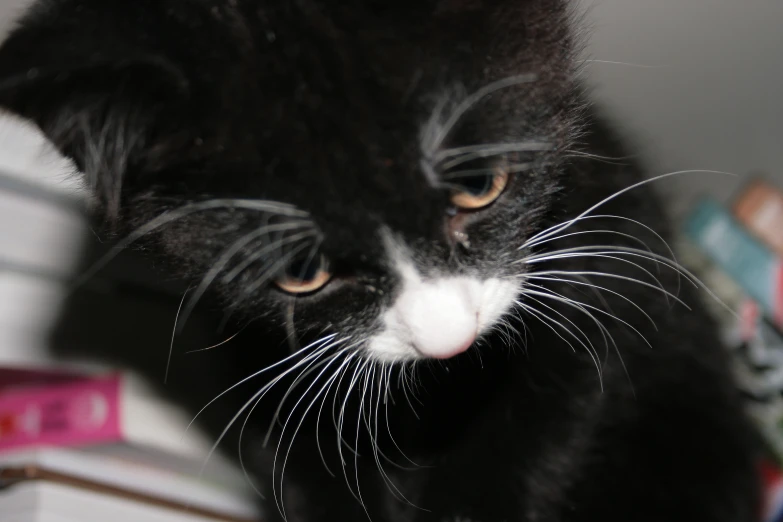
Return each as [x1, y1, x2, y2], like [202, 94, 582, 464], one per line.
[0, 1, 763, 521]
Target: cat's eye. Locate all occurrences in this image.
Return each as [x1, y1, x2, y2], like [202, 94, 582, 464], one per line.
[275, 254, 331, 294]
[449, 167, 509, 210]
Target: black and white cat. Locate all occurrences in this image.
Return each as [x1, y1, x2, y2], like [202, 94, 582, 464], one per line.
[0, 1, 763, 521]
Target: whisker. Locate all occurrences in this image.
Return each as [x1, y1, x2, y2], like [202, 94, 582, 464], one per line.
[338, 359, 372, 505]
[316, 352, 358, 477]
[524, 285, 650, 349]
[331, 359, 362, 460]
[72, 198, 308, 290]
[369, 364, 421, 508]
[523, 228, 656, 259]
[564, 149, 633, 166]
[423, 73, 539, 154]
[178, 222, 313, 334]
[165, 286, 191, 385]
[399, 364, 420, 420]
[441, 161, 535, 181]
[383, 366, 424, 469]
[576, 58, 667, 69]
[273, 347, 351, 519]
[244, 238, 319, 296]
[184, 327, 246, 354]
[526, 274, 658, 331]
[519, 294, 604, 386]
[523, 170, 737, 247]
[524, 284, 614, 363]
[526, 244, 710, 311]
[530, 270, 690, 309]
[522, 251, 670, 303]
[263, 339, 350, 445]
[353, 360, 374, 518]
[523, 285, 638, 394]
[439, 143, 551, 170]
[188, 335, 338, 490]
[184, 333, 337, 439]
[521, 213, 683, 298]
[222, 229, 318, 285]
[514, 299, 591, 374]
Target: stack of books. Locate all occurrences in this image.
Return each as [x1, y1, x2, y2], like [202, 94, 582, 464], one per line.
[683, 178, 783, 470]
[0, 367, 259, 521]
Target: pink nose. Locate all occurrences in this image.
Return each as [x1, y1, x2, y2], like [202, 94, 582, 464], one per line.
[423, 334, 476, 360]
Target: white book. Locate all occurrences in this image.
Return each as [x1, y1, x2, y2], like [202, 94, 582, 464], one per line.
[0, 444, 260, 522]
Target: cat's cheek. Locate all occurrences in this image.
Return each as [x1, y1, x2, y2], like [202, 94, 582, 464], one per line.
[475, 278, 520, 334]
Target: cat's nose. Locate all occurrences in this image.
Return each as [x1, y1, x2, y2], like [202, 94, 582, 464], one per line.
[394, 278, 478, 359]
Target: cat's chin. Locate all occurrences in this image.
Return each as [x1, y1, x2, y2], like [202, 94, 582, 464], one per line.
[364, 277, 520, 364]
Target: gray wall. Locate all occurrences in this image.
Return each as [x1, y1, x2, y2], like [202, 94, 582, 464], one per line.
[578, 0, 783, 218]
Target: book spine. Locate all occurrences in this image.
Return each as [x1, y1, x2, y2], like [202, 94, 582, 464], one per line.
[684, 198, 783, 324]
[0, 374, 123, 452]
[734, 180, 783, 258]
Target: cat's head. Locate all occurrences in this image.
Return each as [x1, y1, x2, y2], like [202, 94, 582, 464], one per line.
[0, 0, 583, 362]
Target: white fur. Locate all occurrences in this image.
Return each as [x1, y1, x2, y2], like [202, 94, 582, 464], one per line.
[366, 233, 518, 362]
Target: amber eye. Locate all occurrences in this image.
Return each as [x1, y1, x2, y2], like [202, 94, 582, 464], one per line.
[275, 254, 331, 294]
[449, 167, 509, 210]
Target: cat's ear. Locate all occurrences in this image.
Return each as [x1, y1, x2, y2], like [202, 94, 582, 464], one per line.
[0, 3, 189, 219]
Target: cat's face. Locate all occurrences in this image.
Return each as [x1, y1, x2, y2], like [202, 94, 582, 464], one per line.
[0, 0, 581, 362]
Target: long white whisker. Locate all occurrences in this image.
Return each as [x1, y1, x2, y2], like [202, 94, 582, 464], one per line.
[424, 74, 538, 154]
[165, 286, 191, 384]
[274, 347, 351, 519]
[72, 198, 308, 289]
[384, 365, 423, 469]
[441, 162, 535, 183]
[515, 300, 579, 353]
[399, 364, 420, 420]
[353, 360, 373, 519]
[184, 334, 337, 439]
[436, 142, 551, 163]
[524, 285, 650, 349]
[316, 352, 357, 477]
[524, 284, 614, 363]
[195, 337, 337, 492]
[244, 239, 318, 296]
[524, 170, 736, 246]
[263, 338, 351, 446]
[531, 270, 690, 309]
[332, 358, 362, 460]
[523, 246, 690, 281]
[523, 252, 670, 302]
[179, 222, 311, 333]
[370, 364, 421, 508]
[222, 229, 318, 285]
[439, 145, 550, 170]
[184, 328, 245, 354]
[522, 213, 683, 297]
[523, 228, 656, 261]
[520, 294, 604, 387]
[338, 359, 371, 504]
[542, 245, 736, 317]
[524, 285, 637, 393]
[526, 274, 657, 331]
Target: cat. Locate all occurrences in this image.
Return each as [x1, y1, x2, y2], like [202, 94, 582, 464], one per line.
[0, 0, 764, 521]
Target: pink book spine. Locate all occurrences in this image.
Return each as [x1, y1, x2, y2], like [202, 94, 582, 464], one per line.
[0, 373, 123, 452]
